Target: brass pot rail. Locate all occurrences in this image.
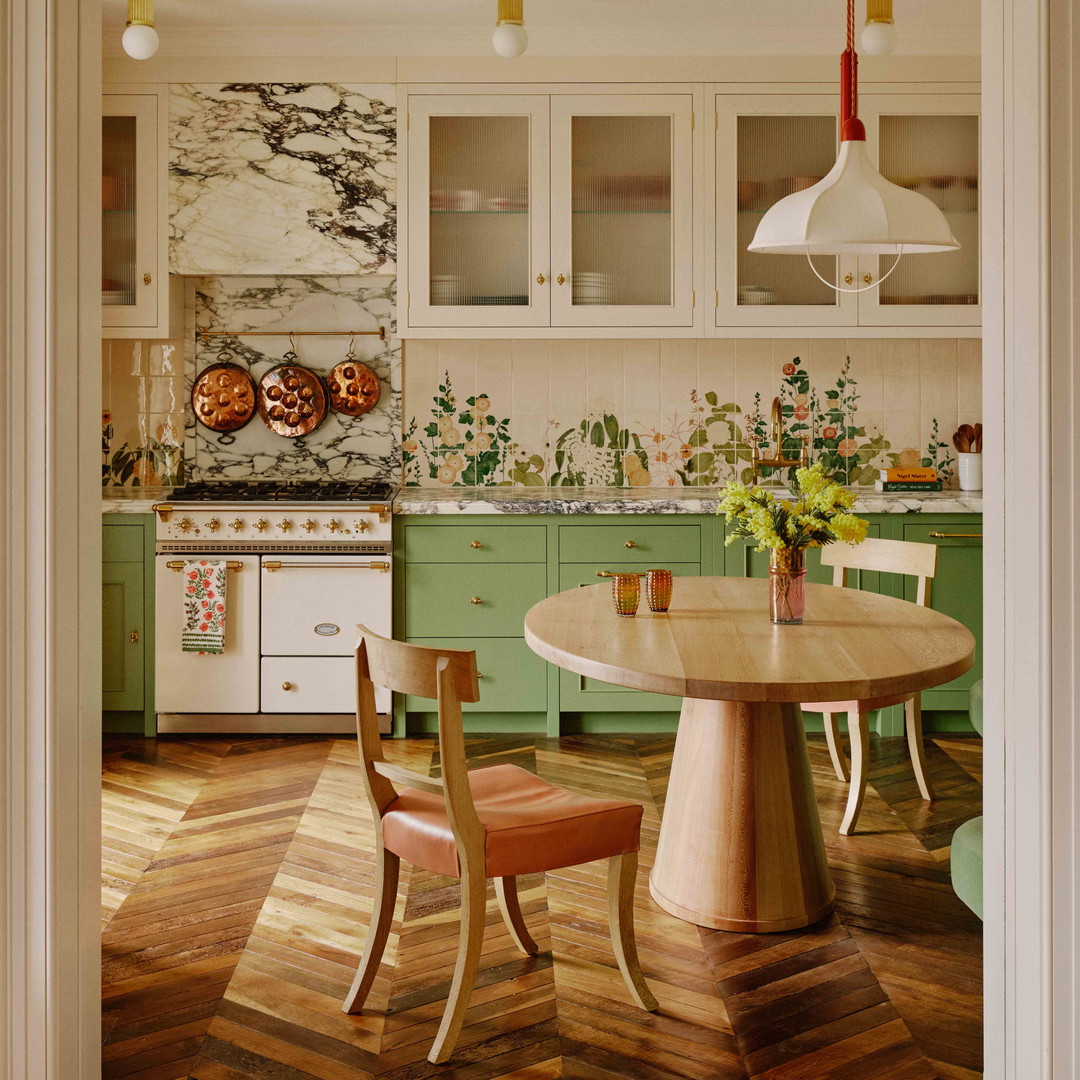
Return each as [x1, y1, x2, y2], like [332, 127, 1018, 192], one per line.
[262, 560, 390, 573]
[166, 560, 244, 572]
[195, 328, 386, 341]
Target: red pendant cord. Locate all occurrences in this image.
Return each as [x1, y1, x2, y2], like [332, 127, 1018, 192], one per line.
[840, 0, 866, 141]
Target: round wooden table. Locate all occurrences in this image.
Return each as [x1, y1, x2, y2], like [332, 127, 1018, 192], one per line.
[524, 576, 975, 932]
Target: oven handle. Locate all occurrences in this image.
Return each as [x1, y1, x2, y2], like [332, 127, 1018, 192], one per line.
[262, 560, 390, 573]
[166, 559, 244, 572]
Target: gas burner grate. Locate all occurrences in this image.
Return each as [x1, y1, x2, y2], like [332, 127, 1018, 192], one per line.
[169, 480, 395, 503]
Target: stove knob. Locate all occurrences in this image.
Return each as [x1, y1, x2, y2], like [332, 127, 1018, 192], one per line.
[230, 518, 245, 531]
[327, 519, 342, 533]
[355, 520, 370, 533]
[254, 519, 269, 533]
[278, 519, 293, 533]
[207, 518, 221, 533]
[178, 517, 194, 533]
[301, 519, 318, 533]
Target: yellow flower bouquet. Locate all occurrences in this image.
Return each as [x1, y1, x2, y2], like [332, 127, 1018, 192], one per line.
[717, 462, 868, 622]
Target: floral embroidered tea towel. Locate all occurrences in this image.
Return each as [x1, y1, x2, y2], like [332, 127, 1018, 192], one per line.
[181, 560, 228, 654]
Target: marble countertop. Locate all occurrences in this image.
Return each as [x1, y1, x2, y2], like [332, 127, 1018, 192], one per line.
[102, 484, 983, 516]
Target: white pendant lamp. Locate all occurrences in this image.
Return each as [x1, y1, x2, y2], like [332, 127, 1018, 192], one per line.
[860, 0, 897, 56]
[748, 0, 958, 291]
[122, 0, 159, 59]
[492, 0, 528, 58]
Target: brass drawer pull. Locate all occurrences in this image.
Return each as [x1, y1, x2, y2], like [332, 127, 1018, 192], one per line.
[129, 629, 139, 644]
[476, 672, 484, 679]
[928, 532, 983, 539]
[166, 560, 243, 572]
[469, 540, 482, 549]
[624, 540, 637, 549]
[282, 681, 293, 691]
[262, 560, 390, 572]
[469, 596, 483, 605]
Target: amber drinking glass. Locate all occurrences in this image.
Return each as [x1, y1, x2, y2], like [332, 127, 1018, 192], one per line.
[645, 569, 673, 612]
[610, 573, 642, 617]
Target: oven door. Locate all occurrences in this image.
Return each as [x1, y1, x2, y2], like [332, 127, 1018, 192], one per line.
[154, 554, 261, 713]
[260, 555, 392, 713]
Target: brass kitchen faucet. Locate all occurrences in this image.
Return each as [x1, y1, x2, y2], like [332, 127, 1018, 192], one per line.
[748, 396, 810, 486]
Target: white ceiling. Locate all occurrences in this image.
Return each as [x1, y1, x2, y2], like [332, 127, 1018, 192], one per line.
[102, 0, 980, 57]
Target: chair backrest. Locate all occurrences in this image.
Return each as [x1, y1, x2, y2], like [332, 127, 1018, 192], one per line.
[820, 536, 938, 606]
[354, 626, 484, 855]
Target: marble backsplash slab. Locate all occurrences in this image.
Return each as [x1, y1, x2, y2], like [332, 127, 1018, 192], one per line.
[170, 83, 396, 276]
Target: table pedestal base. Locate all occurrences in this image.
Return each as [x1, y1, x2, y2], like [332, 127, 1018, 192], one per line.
[650, 697, 835, 932]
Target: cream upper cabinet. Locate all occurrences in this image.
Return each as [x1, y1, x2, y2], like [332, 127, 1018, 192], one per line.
[857, 95, 981, 328]
[549, 94, 696, 328]
[405, 95, 551, 329]
[400, 86, 700, 337]
[102, 90, 180, 339]
[714, 95, 858, 328]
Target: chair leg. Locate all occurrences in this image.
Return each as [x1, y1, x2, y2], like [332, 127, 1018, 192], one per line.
[342, 846, 400, 1014]
[495, 876, 539, 956]
[607, 852, 658, 1012]
[822, 711, 850, 781]
[428, 864, 487, 1065]
[905, 694, 935, 802]
[839, 710, 870, 836]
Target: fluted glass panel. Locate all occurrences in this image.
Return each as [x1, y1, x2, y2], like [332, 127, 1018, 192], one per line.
[102, 115, 137, 307]
[878, 114, 979, 305]
[429, 115, 530, 306]
[570, 115, 672, 306]
[737, 115, 838, 306]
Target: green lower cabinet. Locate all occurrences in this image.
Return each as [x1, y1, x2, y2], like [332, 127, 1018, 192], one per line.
[404, 637, 547, 713]
[102, 561, 144, 712]
[902, 522, 983, 713]
[404, 562, 547, 637]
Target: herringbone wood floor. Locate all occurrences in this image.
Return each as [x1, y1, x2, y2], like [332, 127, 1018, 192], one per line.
[102, 731, 983, 1079]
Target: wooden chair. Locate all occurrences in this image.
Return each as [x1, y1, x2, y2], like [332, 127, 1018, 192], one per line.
[343, 626, 658, 1064]
[802, 537, 939, 835]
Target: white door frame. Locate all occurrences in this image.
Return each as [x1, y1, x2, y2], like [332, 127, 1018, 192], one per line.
[1, 2, 1077, 1079]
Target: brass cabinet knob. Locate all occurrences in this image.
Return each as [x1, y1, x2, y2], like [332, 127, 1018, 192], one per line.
[143, 272, 152, 285]
[476, 672, 484, 679]
[301, 519, 318, 533]
[469, 540, 482, 549]
[178, 517, 194, 533]
[844, 273, 854, 285]
[129, 629, 139, 644]
[863, 273, 873, 285]
[469, 596, 483, 605]
[278, 519, 293, 532]
[230, 518, 245, 531]
[207, 518, 221, 532]
[556, 273, 566, 285]
[536, 273, 546, 285]
[254, 519, 269, 532]
[624, 540, 637, 549]
[282, 681, 293, 691]
[327, 519, 342, 533]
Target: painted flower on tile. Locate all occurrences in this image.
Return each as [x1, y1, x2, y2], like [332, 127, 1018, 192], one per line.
[783, 363, 797, 375]
[837, 438, 859, 458]
[822, 426, 838, 440]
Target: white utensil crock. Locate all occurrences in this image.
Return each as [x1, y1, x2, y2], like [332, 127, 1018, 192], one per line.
[957, 452, 982, 491]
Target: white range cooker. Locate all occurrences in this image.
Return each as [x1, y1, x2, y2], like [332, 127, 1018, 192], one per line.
[152, 480, 394, 734]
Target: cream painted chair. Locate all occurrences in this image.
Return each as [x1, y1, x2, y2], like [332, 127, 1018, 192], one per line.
[802, 536, 939, 835]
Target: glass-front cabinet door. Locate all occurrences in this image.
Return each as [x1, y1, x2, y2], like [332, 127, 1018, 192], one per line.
[859, 96, 980, 327]
[715, 95, 857, 328]
[549, 95, 695, 327]
[102, 94, 159, 330]
[406, 95, 550, 328]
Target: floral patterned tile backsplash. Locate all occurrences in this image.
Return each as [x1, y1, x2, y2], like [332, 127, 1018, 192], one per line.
[403, 338, 981, 488]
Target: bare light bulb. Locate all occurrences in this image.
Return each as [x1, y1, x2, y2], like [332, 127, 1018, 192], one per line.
[122, 22, 159, 59]
[492, 21, 528, 58]
[860, 20, 897, 56]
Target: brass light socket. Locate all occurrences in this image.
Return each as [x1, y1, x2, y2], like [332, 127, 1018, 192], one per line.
[127, 0, 154, 27]
[866, 0, 893, 24]
[497, 0, 524, 25]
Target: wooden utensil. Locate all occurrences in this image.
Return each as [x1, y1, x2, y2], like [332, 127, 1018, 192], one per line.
[974, 423, 983, 452]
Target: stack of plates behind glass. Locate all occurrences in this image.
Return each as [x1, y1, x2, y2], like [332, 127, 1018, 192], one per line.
[430, 275, 462, 306]
[572, 271, 611, 305]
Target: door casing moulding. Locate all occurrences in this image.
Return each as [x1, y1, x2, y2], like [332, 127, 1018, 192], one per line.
[0, 1, 1077, 1078]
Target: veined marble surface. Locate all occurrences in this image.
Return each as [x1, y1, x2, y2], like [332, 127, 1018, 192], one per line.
[171, 83, 395, 275]
[102, 487, 173, 514]
[393, 486, 985, 515]
[187, 276, 400, 481]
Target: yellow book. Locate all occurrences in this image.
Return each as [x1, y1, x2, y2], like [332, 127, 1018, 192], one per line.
[880, 467, 938, 482]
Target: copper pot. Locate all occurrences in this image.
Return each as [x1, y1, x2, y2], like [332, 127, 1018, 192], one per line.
[257, 364, 328, 438]
[327, 357, 381, 417]
[191, 362, 257, 434]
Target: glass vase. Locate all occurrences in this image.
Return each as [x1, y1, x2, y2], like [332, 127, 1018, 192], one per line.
[769, 548, 806, 624]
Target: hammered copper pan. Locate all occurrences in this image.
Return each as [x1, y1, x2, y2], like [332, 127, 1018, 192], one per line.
[191, 362, 257, 433]
[257, 364, 328, 438]
[327, 356, 381, 417]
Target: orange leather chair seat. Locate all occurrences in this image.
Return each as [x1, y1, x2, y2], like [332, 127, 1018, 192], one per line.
[381, 763, 643, 878]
